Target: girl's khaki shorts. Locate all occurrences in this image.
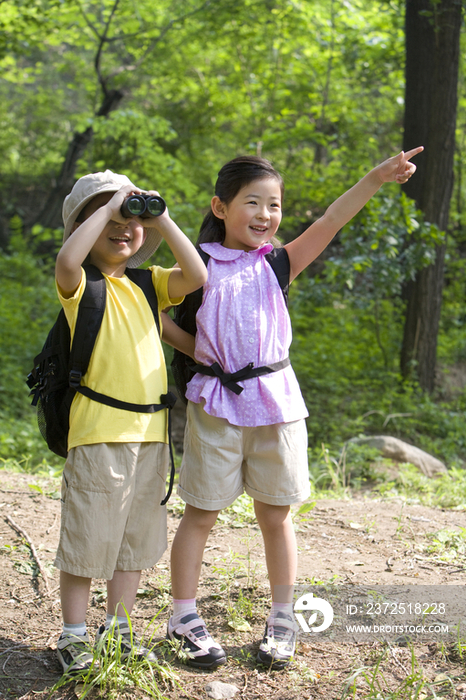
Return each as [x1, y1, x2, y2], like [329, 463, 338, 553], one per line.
[178, 401, 310, 511]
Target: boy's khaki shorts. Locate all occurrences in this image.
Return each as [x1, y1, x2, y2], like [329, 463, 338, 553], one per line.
[178, 401, 310, 510]
[54, 442, 169, 580]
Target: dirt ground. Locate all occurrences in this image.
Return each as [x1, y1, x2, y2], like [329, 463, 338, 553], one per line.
[0, 468, 465, 700]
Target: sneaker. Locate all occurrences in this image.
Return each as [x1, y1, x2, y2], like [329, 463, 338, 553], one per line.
[256, 612, 299, 670]
[56, 632, 94, 675]
[167, 613, 226, 670]
[95, 623, 157, 663]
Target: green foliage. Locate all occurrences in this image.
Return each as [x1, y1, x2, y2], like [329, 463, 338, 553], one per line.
[0, 232, 66, 470]
[51, 608, 180, 699]
[0, 0, 408, 250]
[0, 0, 60, 59]
[0, 414, 64, 474]
[437, 244, 466, 365]
[309, 442, 386, 495]
[289, 193, 451, 460]
[0, 232, 59, 416]
[375, 463, 466, 509]
[309, 441, 466, 508]
[321, 192, 445, 299]
[424, 527, 466, 560]
[289, 222, 466, 468]
[341, 644, 434, 700]
[291, 284, 402, 443]
[219, 492, 257, 527]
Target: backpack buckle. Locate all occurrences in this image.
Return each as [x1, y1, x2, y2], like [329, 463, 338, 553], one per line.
[69, 370, 82, 388]
[26, 370, 36, 390]
[161, 391, 177, 410]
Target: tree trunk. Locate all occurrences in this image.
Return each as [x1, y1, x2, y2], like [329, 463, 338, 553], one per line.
[30, 89, 124, 232]
[400, 0, 461, 392]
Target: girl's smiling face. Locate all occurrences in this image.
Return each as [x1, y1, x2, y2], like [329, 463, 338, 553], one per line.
[212, 177, 282, 252]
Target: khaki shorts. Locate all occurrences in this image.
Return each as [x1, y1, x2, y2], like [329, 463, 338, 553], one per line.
[178, 401, 310, 510]
[54, 442, 169, 579]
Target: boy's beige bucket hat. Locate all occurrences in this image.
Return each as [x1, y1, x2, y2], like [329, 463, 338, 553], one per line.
[62, 170, 163, 268]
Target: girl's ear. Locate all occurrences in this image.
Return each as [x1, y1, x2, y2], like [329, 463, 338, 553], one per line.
[211, 196, 227, 219]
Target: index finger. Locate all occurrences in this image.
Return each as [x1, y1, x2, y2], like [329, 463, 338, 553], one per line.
[404, 146, 424, 161]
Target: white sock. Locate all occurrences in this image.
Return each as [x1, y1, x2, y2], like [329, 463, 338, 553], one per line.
[171, 598, 197, 626]
[62, 622, 87, 637]
[105, 614, 127, 630]
[271, 601, 294, 619]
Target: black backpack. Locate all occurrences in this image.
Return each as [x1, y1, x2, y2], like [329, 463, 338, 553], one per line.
[171, 247, 291, 404]
[27, 264, 177, 504]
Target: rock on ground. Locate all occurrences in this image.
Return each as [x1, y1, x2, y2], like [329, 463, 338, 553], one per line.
[205, 680, 239, 699]
[350, 435, 447, 477]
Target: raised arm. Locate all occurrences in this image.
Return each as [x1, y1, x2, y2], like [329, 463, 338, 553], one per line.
[285, 147, 424, 282]
[145, 199, 207, 298]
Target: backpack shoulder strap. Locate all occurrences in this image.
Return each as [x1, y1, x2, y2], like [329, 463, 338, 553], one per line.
[125, 267, 160, 335]
[70, 265, 161, 388]
[198, 248, 211, 266]
[265, 246, 290, 305]
[171, 250, 210, 404]
[68, 265, 107, 387]
[173, 248, 210, 333]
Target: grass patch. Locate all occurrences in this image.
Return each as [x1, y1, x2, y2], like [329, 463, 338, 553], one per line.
[374, 464, 466, 509]
[51, 611, 180, 700]
[308, 443, 466, 509]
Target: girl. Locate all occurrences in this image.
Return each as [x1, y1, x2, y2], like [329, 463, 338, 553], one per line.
[162, 148, 423, 670]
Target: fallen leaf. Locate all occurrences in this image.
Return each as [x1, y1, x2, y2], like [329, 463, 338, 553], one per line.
[228, 618, 251, 632]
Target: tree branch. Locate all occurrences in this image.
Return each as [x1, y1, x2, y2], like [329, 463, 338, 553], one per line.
[5, 515, 51, 596]
[94, 0, 120, 98]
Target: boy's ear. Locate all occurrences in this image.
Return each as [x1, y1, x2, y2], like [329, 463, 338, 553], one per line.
[211, 196, 227, 219]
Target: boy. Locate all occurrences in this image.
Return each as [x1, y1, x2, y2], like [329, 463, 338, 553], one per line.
[54, 170, 207, 674]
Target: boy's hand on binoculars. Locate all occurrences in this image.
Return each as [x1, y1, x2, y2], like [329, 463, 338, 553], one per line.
[108, 185, 143, 224]
[141, 190, 170, 224]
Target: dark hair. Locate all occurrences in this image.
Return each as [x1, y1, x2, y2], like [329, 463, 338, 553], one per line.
[74, 206, 87, 224]
[197, 155, 284, 246]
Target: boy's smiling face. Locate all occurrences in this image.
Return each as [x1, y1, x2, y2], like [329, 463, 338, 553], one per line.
[80, 192, 147, 270]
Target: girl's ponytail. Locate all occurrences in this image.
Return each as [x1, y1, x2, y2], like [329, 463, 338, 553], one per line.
[197, 210, 226, 246]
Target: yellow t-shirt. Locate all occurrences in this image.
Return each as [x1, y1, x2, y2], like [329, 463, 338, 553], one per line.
[57, 266, 182, 450]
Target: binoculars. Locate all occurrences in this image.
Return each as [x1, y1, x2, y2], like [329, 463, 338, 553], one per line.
[120, 194, 166, 219]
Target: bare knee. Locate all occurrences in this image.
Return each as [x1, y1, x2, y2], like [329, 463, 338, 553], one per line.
[182, 504, 219, 534]
[254, 501, 291, 532]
